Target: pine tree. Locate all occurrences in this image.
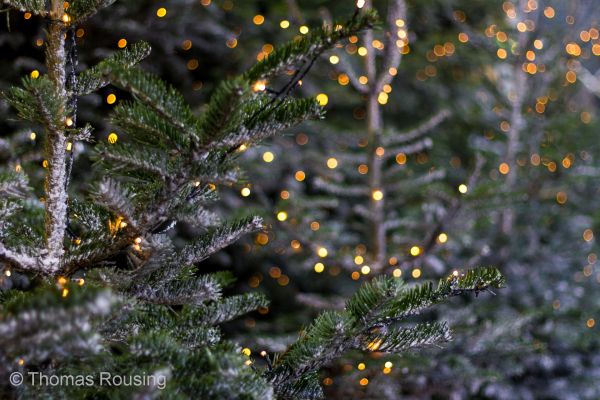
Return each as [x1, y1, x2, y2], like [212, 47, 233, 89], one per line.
[0, 1, 505, 399]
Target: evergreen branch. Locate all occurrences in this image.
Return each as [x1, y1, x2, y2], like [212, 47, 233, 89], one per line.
[110, 101, 190, 149]
[4, 76, 67, 130]
[198, 78, 250, 145]
[202, 292, 269, 325]
[91, 178, 138, 229]
[0, 242, 39, 271]
[95, 142, 169, 179]
[76, 41, 151, 96]
[382, 109, 451, 146]
[361, 321, 451, 353]
[268, 267, 504, 397]
[244, 10, 378, 82]
[177, 216, 263, 265]
[1, 0, 47, 15]
[103, 64, 200, 143]
[68, 0, 115, 23]
[0, 170, 30, 199]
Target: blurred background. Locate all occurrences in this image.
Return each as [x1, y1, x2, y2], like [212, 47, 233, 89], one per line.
[1, 0, 600, 398]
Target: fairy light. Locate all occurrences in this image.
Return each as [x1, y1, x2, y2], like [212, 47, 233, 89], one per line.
[357, 362, 366, 370]
[361, 265, 371, 275]
[4, 270, 11, 277]
[314, 262, 325, 273]
[458, 184, 468, 194]
[262, 151, 275, 162]
[30, 70, 40, 79]
[438, 233, 448, 243]
[354, 255, 364, 265]
[372, 190, 383, 201]
[61, 288, 69, 297]
[410, 245, 420, 256]
[317, 247, 328, 258]
[316, 93, 328, 106]
[299, 25, 309, 34]
[66, 142, 72, 151]
[356, 0, 365, 8]
[499, 162, 510, 174]
[253, 80, 267, 92]
[117, 38, 127, 48]
[252, 15, 265, 25]
[412, 268, 422, 278]
[242, 348, 251, 356]
[30, 132, 36, 140]
[108, 132, 118, 144]
[65, 117, 74, 126]
[280, 20, 290, 29]
[392, 268, 402, 277]
[276, 211, 288, 221]
[156, 7, 167, 17]
[327, 158, 338, 169]
[329, 55, 339, 64]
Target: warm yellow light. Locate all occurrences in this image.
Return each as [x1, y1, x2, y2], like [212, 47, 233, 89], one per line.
[458, 184, 468, 194]
[327, 158, 338, 169]
[30, 70, 40, 79]
[329, 55, 339, 64]
[299, 25, 309, 34]
[358, 46, 368, 56]
[253, 80, 267, 92]
[295, 171, 306, 181]
[108, 132, 118, 144]
[497, 48, 507, 59]
[587, 318, 596, 328]
[317, 247, 328, 258]
[356, 0, 365, 8]
[156, 7, 167, 17]
[30, 132, 36, 140]
[357, 363, 366, 370]
[377, 92, 388, 105]
[384, 361, 393, 368]
[61, 288, 69, 297]
[438, 233, 448, 243]
[66, 142, 72, 151]
[314, 262, 325, 273]
[117, 38, 127, 48]
[410, 246, 420, 256]
[316, 93, 328, 106]
[280, 20, 290, 29]
[361, 265, 371, 275]
[372, 190, 384, 201]
[263, 151, 275, 162]
[241, 187, 251, 197]
[583, 229, 594, 242]
[277, 211, 288, 221]
[4, 270, 11, 277]
[354, 255, 363, 265]
[392, 268, 402, 278]
[359, 378, 369, 386]
[106, 94, 117, 104]
[499, 162, 510, 174]
[412, 268, 422, 278]
[242, 348, 251, 356]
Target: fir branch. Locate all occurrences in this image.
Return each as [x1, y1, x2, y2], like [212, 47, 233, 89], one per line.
[244, 10, 378, 82]
[1, 0, 47, 15]
[177, 216, 263, 265]
[68, 0, 115, 23]
[103, 64, 201, 143]
[382, 109, 451, 146]
[75, 41, 151, 96]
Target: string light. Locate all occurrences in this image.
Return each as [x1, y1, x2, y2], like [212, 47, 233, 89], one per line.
[277, 211, 288, 221]
[316, 93, 328, 106]
[30, 70, 39, 79]
[241, 187, 251, 197]
[314, 262, 325, 273]
[410, 246, 420, 256]
[280, 20, 290, 29]
[458, 184, 468, 194]
[317, 247, 328, 258]
[356, 0, 365, 8]
[156, 7, 167, 17]
[108, 132, 118, 144]
[262, 151, 275, 162]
